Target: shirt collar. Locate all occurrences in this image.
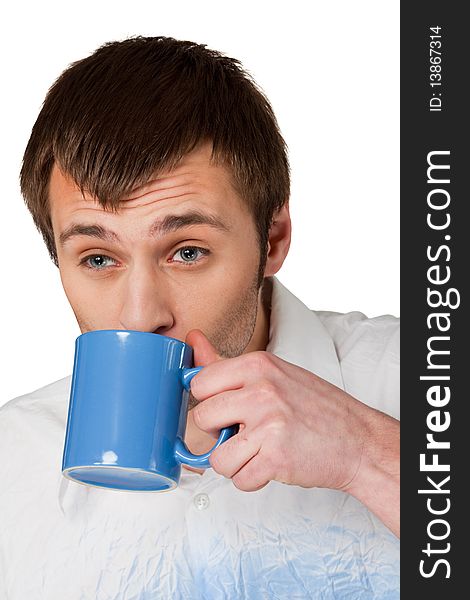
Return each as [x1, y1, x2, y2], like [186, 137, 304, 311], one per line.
[266, 278, 345, 390]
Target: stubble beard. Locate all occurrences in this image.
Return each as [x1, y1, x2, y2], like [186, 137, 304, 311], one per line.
[187, 268, 262, 410]
[207, 271, 261, 359]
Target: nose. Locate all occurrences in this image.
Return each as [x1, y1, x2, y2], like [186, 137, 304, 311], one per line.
[118, 264, 174, 334]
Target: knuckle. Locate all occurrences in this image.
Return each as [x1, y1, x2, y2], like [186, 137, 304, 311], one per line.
[247, 351, 271, 373]
[192, 404, 206, 429]
[232, 472, 252, 492]
[231, 455, 268, 492]
[208, 449, 224, 473]
[263, 414, 289, 437]
[231, 475, 244, 491]
[256, 380, 278, 402]
[236, 428, 250, 444]
[189, 377, 201, 398]
[245, 352, 261, 372]
[271, 413, 289, 429]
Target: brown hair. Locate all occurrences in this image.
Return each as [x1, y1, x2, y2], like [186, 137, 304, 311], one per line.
[20, 36, 290, 267]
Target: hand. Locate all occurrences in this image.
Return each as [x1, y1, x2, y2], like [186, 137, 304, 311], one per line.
[187, 330, 379, 490]
[186, 329, 400, 537]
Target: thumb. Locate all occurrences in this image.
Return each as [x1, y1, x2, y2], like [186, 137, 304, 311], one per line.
[185, 329, 221, 367]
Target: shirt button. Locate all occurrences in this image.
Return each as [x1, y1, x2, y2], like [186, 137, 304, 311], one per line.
[193, 493, 210, 510]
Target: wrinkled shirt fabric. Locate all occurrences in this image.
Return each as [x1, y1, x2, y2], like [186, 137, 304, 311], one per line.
[0, 279, 400, 599]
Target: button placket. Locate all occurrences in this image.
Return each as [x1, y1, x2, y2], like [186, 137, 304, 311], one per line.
[185, 475, 219, 581]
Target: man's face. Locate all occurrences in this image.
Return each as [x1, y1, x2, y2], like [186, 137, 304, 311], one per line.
[49, 144, 264, 358]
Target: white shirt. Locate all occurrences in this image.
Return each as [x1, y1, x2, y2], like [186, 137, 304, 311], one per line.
[0, 279, 400, 599]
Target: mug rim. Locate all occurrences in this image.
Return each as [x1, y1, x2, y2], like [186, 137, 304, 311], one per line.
[77, 329, 188, 347]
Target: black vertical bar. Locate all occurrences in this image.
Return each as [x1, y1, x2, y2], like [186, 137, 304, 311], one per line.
[401, 2, 466, 595]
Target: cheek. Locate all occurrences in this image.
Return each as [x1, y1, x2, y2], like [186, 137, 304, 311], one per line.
[59, 266, 80, 308]
[184, 252, 256, 306]
[59, 268, 116, 329]
[176, 254, 259, 324]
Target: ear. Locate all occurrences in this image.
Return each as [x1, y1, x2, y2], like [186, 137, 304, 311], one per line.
[263, 203, 291, 277]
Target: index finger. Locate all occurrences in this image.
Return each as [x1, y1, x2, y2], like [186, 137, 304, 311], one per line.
[190, 352, 268, 400]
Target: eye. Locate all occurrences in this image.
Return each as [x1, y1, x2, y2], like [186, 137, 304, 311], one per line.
[171, 246, 209, 264]
[80, 254, 117, 270]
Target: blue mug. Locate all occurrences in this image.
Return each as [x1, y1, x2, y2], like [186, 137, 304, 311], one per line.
[62, 330, 237, 491]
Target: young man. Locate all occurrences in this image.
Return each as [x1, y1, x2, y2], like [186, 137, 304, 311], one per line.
[0, 37, 399, 598]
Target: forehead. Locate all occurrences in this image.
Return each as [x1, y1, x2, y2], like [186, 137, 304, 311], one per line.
[48, 144, 249, 228]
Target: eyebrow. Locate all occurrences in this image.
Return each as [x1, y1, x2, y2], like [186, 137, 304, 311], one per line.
[59, 211, 230, 247]
[149, 211, 230, 237]
[59, 224, 118, 247]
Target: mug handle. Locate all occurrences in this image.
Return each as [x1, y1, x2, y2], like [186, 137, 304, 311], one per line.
[174, 366, 238, 468]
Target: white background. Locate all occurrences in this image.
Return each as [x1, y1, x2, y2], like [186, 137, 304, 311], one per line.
[0, 0, 399, 406]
